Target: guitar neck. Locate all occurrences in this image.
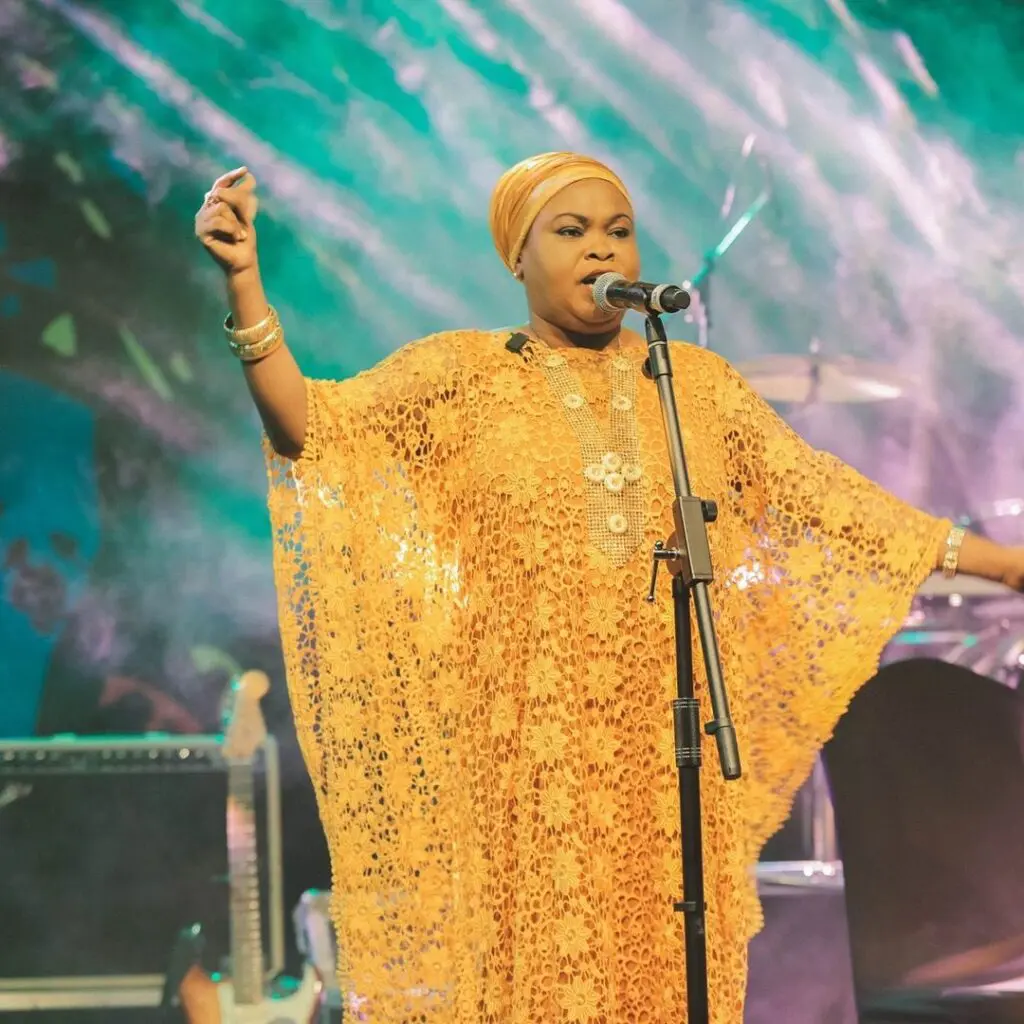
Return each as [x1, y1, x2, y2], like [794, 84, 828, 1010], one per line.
[227, 759, 264, 1006]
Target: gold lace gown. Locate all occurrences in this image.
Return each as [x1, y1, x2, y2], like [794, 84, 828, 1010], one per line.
[265, 330, 948, 1023]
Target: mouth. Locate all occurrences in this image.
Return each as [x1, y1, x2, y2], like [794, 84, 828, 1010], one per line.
[579, 271, 606, 287]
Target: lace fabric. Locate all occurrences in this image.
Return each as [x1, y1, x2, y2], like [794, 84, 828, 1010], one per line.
[530, 344, 645, 566]
[265, 329, 948, 1023]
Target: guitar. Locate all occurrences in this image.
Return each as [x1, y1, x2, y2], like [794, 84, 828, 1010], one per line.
[174, 670, 322, 1023]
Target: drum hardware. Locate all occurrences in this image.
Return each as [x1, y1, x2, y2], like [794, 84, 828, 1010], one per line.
[754, 859, 845, 896]
[738, 330, 1024, 874]
[946, 627, 1024, 689]
[763, 549, 1024, 890]
[917, 573, 1016, 599]
[738, 343, 910, 405]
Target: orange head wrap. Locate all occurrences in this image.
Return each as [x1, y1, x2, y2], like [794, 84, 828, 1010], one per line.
[488, 152, 632, 275]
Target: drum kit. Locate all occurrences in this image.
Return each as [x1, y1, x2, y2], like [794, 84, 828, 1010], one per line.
[741, 350, 1024, 891]
[739, 350, 1024, 695]
[688, 143, 1024, 886]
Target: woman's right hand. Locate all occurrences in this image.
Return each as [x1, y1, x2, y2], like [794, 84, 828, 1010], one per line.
[194, 166, 259, 276]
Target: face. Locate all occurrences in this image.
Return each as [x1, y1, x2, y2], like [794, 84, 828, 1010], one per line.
[516, 178, 641, 334]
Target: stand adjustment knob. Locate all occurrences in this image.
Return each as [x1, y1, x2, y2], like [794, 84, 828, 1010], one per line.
[701, 500, 718, 523]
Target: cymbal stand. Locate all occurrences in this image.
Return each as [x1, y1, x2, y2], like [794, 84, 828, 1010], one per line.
[685, 164, 772, 350]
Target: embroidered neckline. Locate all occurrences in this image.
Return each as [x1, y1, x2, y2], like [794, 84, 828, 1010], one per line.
[513, 335, 646, 567]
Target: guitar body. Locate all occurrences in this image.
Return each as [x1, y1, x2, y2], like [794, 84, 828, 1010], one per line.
[179, 961, 322, 1024]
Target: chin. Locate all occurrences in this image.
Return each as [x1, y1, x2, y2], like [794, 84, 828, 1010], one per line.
[566, 299, 624, 333]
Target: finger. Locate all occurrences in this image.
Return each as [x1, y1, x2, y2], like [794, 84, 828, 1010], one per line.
[209, 175, 256, 205]
[207, 186, 257, 227]
[204, 213, 247, 243]
[210, 166, 249, 191]
[228, 173, 256, 195]
[204, 207, 244, 235]
[195, 208, 246, 242]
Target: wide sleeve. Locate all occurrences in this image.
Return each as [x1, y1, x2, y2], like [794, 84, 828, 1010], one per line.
[701, 350, 951, 856]
[263, 331, 471, 810]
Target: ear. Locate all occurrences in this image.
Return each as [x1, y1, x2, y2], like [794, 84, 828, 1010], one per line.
[513, 260, 524, 281]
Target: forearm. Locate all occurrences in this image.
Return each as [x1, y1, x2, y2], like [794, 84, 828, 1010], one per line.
[228, 268, 308, 458]
[935, 528, 1013, 583]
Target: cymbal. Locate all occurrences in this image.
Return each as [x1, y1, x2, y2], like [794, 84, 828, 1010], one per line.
[737, 354, 909, 404]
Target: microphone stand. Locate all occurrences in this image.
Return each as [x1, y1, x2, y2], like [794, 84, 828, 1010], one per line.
[643, 309, 741, 1024]
[686, 180, 772, 350]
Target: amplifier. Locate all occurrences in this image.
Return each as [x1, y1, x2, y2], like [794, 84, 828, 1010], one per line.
[0, 734, 283, 1012]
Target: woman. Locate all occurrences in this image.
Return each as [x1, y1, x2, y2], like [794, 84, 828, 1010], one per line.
[196, 153, 1024, 1023]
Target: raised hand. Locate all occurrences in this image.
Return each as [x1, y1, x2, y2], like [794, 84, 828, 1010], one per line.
[194, 166, 259, 276]
[196, 165, 307, 456]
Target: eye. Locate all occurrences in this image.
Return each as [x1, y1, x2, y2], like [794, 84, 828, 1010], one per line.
[611, 227, 632, 239]
[556, 226, 583, 237]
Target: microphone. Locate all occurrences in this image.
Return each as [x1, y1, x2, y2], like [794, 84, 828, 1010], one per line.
[593, 272, 691, 315]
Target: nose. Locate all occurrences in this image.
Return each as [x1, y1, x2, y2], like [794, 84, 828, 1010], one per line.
[587, 247, 615, 261]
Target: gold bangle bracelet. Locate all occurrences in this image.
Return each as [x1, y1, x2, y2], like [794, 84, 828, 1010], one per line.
[942, 525, 967, 579]
[224, 305, 279, 344]
[230, 327, 284, 362]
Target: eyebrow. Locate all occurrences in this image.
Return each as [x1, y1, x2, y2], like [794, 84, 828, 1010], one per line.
[553, 211, 634, 226]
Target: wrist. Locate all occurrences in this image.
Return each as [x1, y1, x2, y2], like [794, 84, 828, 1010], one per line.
[226, 263, 262, 292]
[951, 531, 1011, 583]
[225, 265, 269, 330]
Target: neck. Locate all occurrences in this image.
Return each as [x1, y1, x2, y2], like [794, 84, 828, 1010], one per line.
[528, 312, 622, 351]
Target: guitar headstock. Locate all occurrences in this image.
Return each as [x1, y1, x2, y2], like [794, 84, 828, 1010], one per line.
[221, 669, 270, 762]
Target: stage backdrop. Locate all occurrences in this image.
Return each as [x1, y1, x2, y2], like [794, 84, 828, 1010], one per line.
[1, 0, 1023, 948]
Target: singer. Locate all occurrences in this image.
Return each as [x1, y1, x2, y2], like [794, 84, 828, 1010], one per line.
[196, 152, 1024, 1023]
